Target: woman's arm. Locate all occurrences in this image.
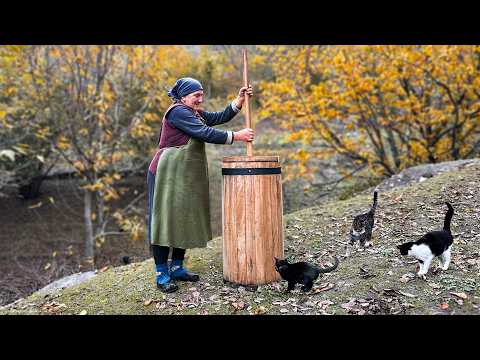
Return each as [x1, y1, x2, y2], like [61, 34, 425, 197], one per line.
[198, 85, 253, 126]
[198, 101, 240, 127]
[168, 106, 234, 144]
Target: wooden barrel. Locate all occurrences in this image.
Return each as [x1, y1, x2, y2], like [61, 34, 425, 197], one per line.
[222, 155, 284, 285]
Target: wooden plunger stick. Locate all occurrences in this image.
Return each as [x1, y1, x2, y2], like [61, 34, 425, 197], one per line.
[243, 48, 253, 157]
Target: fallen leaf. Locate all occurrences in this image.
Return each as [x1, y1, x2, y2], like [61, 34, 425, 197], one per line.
[398, 290, 416, 298]
[144, 299, 153, 306]
[316, 300, 334, 311]
[231, 301, 245, 311]
[28, 202, 43, 209]
[450, 292, 468, 300]
[341, 299, 358, 312]
[279, 308, 289, 313]
[428, 282, 442, 289]
[253, 306, 267, 315]
[44, 263, 51, 271]
[99, 266, 109, 273]
[383, 288, 398, 296]
[312, 283, 335, 293]
[400, 273, 414, 283]
[79, 310, 87, 315]
[359, 268, 376, 279]
[0, 149, 15, 161]
[439, 303, 449, 310]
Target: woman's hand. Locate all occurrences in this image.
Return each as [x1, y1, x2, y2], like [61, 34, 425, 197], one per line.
[234, 84, 253, 109]
[234, 128, 254, 142]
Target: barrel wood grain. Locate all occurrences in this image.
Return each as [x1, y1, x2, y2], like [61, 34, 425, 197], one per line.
[222, 156, 284, 285]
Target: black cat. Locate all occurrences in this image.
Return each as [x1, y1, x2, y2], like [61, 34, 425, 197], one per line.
[397, 202, 454, 280]
[346, 190, 378, 256]
[274, 256, 339, 292]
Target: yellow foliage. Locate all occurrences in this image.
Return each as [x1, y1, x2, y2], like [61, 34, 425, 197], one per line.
[82, 182, 104, 192]
[73, 160, 85, 171]
[57, 136, 71, 150]
[259, 45, 480, 177]
[104, 188, 120, 201]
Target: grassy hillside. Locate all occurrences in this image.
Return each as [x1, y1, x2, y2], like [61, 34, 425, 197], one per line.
[2, 161, 479, 315]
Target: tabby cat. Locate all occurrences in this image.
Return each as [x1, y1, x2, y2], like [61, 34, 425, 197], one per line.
[346, 191, 378, 257]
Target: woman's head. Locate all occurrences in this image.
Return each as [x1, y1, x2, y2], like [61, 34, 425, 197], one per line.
[168, 77, 204, 110]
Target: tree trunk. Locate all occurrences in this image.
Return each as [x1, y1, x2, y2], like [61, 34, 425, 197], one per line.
[385, 128, 401, 171]
[83, 189, 95, 268]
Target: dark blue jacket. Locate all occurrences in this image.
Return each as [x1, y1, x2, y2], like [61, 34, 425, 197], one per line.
[167, 102, 239, 144]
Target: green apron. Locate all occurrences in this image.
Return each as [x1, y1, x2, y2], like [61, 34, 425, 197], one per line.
[150, 137, 212, 249]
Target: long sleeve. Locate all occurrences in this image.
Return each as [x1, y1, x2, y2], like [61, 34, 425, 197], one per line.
[199, 101, 241, 127]
[167, 105, 236, 145]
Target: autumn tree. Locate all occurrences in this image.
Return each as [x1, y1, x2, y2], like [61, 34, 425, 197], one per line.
[0, 45, 54, 199]
[258, 45, 480, 181]
[1, 45, 196, 266]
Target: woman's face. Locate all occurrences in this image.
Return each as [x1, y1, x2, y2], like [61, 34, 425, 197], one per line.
[181, 90, 204, 110]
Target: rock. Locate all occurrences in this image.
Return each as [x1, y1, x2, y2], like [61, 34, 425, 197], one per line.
[36, 271, 97, 297]
[376, 159, 480, 191]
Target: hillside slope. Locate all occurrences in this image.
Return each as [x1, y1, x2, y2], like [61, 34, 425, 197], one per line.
[2, 161, 479, 315]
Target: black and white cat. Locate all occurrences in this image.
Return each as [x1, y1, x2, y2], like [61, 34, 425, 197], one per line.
[346, 190, 378, 257]
[274, 256, 339, 292]
[397, 202, 454, 280]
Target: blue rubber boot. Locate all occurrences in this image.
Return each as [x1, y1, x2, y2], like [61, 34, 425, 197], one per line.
[169, 260, 199, 282]
[155, 263, 178, 293]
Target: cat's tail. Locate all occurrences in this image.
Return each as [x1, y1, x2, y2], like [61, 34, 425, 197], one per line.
[317, 257, 340, 274]
[443, 202, 454, 233]
[371, 190, 378, 213]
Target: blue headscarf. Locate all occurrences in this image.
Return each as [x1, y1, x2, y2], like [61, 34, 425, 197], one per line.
[167, 77, 203, 102]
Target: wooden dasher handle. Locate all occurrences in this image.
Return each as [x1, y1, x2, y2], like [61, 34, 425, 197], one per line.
[243, 48, 253, 157]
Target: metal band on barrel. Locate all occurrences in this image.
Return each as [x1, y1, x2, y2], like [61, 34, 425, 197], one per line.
[222, 168, 281, 175]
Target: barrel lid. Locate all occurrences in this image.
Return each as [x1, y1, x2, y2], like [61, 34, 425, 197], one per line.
[222, 156, 280, 162]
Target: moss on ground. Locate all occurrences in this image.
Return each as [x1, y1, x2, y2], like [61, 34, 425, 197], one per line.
[2, 162, 479, 315]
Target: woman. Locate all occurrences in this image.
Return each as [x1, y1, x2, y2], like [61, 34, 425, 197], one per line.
[147, 77, 254, 292]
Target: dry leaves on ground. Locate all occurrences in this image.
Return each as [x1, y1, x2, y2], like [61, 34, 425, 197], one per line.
[41, 301, 67, 313]
[312, 282, 335, 293]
